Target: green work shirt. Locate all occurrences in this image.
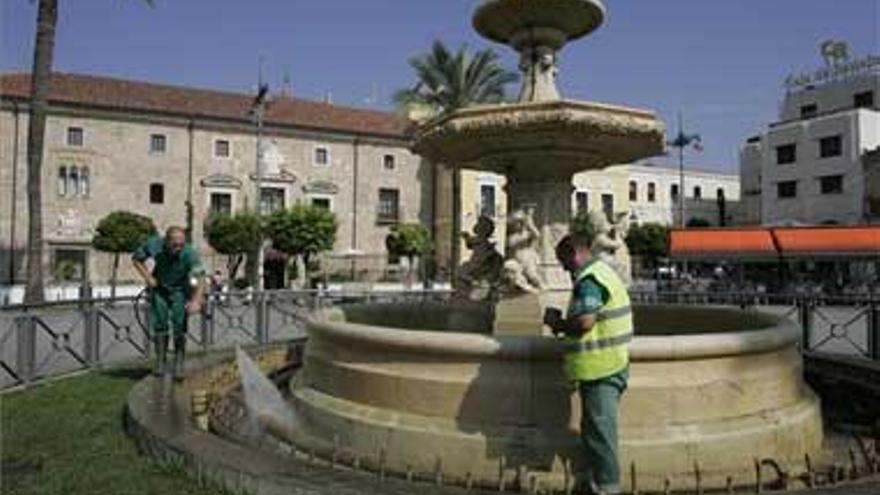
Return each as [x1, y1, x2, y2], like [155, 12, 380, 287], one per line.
[132, 235, 204, 293]
[568, 261, 610, 319]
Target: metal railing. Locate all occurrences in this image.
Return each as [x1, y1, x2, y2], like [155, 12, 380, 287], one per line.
[0, 288, 450, 390]
[3, 288, 878, 390]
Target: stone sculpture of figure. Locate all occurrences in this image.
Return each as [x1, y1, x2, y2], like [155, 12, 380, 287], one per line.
[588, 211, 632, 286]
[456, 215, 503, 299]
[503, 205, 544, 294]
[820, 39, 850, 67]
[518, 46, 559, 102]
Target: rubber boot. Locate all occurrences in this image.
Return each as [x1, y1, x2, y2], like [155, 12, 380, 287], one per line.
[153, 335, 168, 377]
[172, 336, 186, 382]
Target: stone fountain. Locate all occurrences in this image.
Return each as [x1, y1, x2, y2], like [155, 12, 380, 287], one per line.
[414, 0, 664, 333]
[278, 1, 824, 492]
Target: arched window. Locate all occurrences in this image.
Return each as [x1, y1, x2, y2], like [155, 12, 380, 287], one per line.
[58, 166, 68, 197]
[80, 167, 90, 197]
[68, 166, 79, 197]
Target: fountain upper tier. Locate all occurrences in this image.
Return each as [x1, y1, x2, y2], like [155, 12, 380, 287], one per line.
[473, 0, 606, 50]
[412, 99, 665, 179]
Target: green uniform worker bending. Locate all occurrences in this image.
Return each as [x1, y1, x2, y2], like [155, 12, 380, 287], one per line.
[544, 233, 633, 495]
[132, 226, 205, 380]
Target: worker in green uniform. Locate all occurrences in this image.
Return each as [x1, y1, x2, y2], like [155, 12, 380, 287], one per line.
[132, 226, 205, 381]
[544, 232, 633, 495]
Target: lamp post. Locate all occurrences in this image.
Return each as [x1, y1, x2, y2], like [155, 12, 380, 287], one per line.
[250, 63, 270, 290]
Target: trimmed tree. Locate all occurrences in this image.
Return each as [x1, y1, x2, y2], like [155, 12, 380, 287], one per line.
[625, 223, 670, 269]
[92, 211, 156, 298]
[265, 204, 337, 285]
[204, 213, 262, 282]
[386, 223, 432, 286]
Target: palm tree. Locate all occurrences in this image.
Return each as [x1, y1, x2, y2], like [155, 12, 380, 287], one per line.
[23, 0, 153, 303]
[393, 41, 517, 116]
[394, 41, 517, 282]
[23, 0, 58, 304]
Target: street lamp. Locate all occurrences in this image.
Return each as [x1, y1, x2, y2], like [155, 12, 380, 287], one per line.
[667, 112, 702, 228]
[250, 70, 270, 290]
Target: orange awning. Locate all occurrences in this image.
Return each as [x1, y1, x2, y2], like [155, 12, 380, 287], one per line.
[669, 226, 880, 260]
[669, 228, 777, 260]
[773, 226, 880, 258]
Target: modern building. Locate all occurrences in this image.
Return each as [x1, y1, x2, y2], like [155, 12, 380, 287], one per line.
[0, 73, 432, 288]
[740, 51, 880, 225]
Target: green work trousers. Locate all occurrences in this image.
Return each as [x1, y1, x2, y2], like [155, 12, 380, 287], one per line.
[150, 288, 187, 337]
[578, 367, 629, 495]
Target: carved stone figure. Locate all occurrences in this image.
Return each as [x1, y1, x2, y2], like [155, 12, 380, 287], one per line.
[456, 215, 504, 300]
[589, 211, 632, 286]
[502, 205, 544, 294]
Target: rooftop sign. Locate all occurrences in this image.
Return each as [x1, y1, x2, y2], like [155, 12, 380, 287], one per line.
[784, 40, 879, 91]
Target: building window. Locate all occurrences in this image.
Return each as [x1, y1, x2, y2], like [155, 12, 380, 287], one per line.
[777, 181, 797, 199]
[819, 175, 843, 195]
[819, 135, 842, 158]
[52, 249, 86, 282]
[575, 191, 589, 214]
[854, 91, 874, 108]
[260, 187, 285, 214]
[214, 139, 230, 158]
[800, 104, 818, 119]
[693, 186, 702, 200]
[776, 144, 796, 165]
[314, 146, 329, 166]
[210, 193, 232, 215]
[80, 167, 90, 197]
[58, 167, 67, 197]
[150, 134, 167, 153]
[67, 127, 83, 147]
[670, 184, 679, 203]
[311, 197, 331, 211]
[647, 182, 656, 203]
[383, 154, 395, 170]
[378, 188, 400, 223]
[601, 193, 614, 222]
[480, 184, 496, 217]
[150, 183, 164, 204]
[67, 166, 79, 197]
[628, 181, 637, 202]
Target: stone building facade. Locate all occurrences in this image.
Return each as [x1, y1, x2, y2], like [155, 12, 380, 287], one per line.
[0, 73, 431, 287]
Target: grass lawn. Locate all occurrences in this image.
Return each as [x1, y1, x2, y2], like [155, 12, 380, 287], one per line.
[1, 369, 226, 495]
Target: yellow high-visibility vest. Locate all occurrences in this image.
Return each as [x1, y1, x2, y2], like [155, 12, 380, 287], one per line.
[563, 259, 633, 381]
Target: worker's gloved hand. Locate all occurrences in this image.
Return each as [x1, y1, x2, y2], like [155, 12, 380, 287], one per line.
[543, 307, 563, 334]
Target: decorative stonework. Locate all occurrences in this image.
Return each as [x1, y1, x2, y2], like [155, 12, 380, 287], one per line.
[302, 180, 340, 195]
[200, 173, 243, 189]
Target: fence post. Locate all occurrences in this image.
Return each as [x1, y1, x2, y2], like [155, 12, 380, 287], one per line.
[83, 301, 100, 367]
[868, 300, 880, 361]
[15, 314, 36, 386]
[798, 297, 813, 352]
[255, 291, 268, 344]
[201, 295, 213, 351]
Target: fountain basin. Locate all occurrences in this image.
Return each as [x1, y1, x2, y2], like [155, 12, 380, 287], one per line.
[287, 303, 822, 491]
[473, 0, 607, 49]
[412, 100, 665, 178]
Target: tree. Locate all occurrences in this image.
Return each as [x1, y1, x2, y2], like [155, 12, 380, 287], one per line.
[23, 0, 154, 303]
[393, 41, 518, 115]
[686, 217, 711, 228]
[264, 204, 337, 284]
[625, 223, 670, 268]
[393, 41, 517, 279]
[92, 211, 156, 299]
[386, 223, 432, 286]
[204, 213, 262, 282]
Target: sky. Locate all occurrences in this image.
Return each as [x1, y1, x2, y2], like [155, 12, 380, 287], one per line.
[2, 1, 878, 173]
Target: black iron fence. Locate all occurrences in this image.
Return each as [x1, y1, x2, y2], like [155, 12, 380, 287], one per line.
[2, 289, 878, 390]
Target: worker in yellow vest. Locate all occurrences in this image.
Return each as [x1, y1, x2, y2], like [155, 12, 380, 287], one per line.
[545, 233, 633, 495]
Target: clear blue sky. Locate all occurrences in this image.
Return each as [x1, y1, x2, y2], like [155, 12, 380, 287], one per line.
[3, 1, 878, 172]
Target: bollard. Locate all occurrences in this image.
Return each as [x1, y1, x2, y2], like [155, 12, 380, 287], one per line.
[754, 458, 762, 494]
[406, 464, 413, 483]
[498, 456, 507, 492]
[694, 461, 702, 495]
[726, 475, 734, 494]
[465, 472, 473, 491]
[83, 303, 100, 367]
[378, 448, 386, 481]
[630, 461, 638, 495]
[663, 476, 672, 495]
[434, 457, 443, 486]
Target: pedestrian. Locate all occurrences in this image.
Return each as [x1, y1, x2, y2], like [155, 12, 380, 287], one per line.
[544, 232, 633, 495]
[132, 226, 205, 381]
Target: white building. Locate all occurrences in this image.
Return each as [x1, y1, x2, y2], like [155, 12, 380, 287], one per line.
[740, 51, 880, 225]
